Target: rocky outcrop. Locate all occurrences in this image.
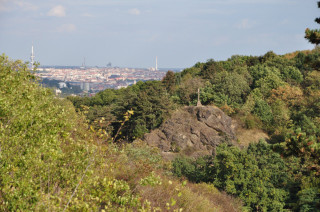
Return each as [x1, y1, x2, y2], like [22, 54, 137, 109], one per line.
[143, 106, 238, 157]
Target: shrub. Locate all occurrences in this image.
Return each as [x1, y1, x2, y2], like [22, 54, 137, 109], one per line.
[172, 141, 296, 211]
[172, 156, 214, 183]
[0, 54, 96, 210]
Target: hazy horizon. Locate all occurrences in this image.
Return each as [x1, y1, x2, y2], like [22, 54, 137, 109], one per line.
[0, 0, 318, 68]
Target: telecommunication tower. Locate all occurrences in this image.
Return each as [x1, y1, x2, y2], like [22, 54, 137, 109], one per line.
[30, 44, 35, 70]
[80, 57, 86, 69]
[156, 56, 158, 71]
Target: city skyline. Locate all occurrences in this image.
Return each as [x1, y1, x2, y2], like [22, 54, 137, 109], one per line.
[0, 0, 319, 68]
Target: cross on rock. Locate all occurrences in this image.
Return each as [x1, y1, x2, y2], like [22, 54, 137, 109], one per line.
[197, 88, 202, 107]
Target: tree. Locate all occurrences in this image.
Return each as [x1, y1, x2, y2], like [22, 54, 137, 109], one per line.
[114, 81, 173, 140]
[255, 70, 286, 96]
[304, 71, 320, 90]
[177, 76, 203, 105]
[210, 70, 251, 105]
[305, 1, 320, 45]
[162, 70, 176, 94]
[200, 59, 225, 80]
[172, 141, 294, 211]
[213, 141, 291, 211]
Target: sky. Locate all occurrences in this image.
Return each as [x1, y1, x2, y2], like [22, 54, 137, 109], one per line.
[0, 0, 319, 68]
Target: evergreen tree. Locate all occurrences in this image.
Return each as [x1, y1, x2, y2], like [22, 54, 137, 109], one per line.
[305, 1, 320, 45]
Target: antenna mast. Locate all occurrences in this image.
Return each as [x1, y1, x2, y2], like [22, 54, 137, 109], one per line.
[30, 44, 35, 70]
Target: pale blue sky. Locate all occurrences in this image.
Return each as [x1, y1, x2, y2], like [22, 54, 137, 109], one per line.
[0, 0, 318, 68]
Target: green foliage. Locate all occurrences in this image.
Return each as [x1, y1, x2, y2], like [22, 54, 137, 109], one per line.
[172, 156, 213, 183]
[305, 28, 320, 45]
[253, 99, 273, 124]
[213, 142, 291, 211]
[64, 49, 320, 211]
[262, 51, 278, 63]
[281, 128, 320, 162]
[255, 69, 286, 96]
[92, 88, 118, 105]
[0, 54, 96, 210]
[243, 114, 262, 129]
[296, 171, 320, 212]
[86, 105, 115, 129]
[140, 171, 162, 186]
[67, 95, 92, 108]
[173, 141, 297, 211]
[1, 55, 242, 211]
[280, 66, 303, 84]
[180, 65, 201, 78]
[124, 142, 163, 167]
[304, 71, 320, 90]
[225, 55, 251, 69]
[68, 50, 316, 144]
[124, 81, 173, 139]
[162, 70, 176, 94]
[269, 99, 291, 133]
[207, 70, 251, 105]
[199, 59, 225, 80]
[305, 1, 320, 45]
[69, 80, 174, 141]
[248, 65, 276, 87]
[297, 187, 320, 212]
[177, 76, 203, 105]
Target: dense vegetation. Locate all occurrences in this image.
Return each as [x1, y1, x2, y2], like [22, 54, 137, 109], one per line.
[2, 51, 320, 211]
[67, 47, 320, 211]
[172, 141, 320, 211]
[170, 50, 320, 211]
[67, 80, 175, 141]
[69, 49, 320, 148]
[0, 54, 242, 211]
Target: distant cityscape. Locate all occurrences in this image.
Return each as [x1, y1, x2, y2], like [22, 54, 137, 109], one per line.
[30, 45, 182, 95]
[36, 66, 179, 95]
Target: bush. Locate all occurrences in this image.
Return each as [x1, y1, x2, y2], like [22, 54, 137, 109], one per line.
[172, 156, 213, 183]
[212, 142, 295, 211]
[172, 141, 297, 211]
[0, 54, 96, 210]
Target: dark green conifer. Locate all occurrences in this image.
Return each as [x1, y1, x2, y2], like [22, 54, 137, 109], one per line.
[305, 1, 320, 45]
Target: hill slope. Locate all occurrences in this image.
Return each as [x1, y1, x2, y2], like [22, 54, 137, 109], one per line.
[0, 54, 242, 211]
[68, 49, 320, 211]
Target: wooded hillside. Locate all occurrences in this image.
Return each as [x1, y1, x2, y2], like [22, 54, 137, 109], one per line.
[0, 54, 242, 211]
[68, 48, 320, 211]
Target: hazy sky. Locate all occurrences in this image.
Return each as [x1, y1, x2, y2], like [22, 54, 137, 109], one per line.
[0, 0, 319, 68]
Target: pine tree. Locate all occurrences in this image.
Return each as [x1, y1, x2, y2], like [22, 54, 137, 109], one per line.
[305, 1, 320, 45]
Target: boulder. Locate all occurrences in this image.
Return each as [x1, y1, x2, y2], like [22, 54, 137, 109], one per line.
[143, 105, 238, 157]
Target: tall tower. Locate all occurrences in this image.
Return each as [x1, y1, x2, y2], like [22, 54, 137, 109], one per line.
[30, 44, 35, 70]
[156, 56, 158, 71]
[81, 57, 86, 69]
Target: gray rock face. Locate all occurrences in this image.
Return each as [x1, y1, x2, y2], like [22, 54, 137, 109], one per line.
[143, 106, 237, 157]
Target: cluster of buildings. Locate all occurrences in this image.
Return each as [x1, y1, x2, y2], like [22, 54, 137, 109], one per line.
[29, 45, 176, 95]
[35, 66, 167, 94]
